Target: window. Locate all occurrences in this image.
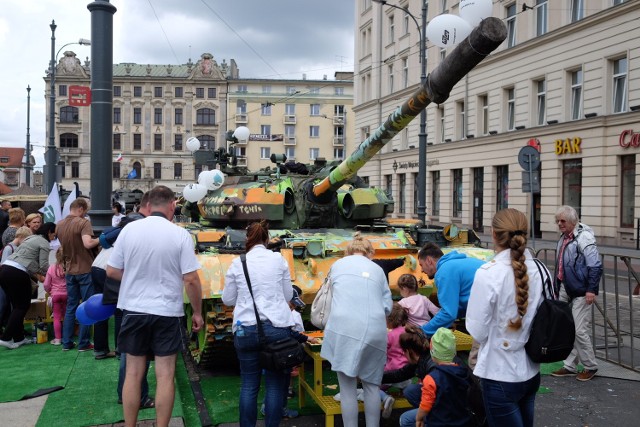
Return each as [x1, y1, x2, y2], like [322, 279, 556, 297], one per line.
[58, 85, 67, 96]
[133, 161, 141, 180]
[309, 87, 320, 94]
[413, 173, 419, 215]
[60, 133, 78, 148]
[480, 95, 489, 135]
[402, 57, 408, 88]
[440, 0, 447, 14]
[174, 86, 183, 98]
[59, 161, 66, 178]
[334, 147, 344, 160]
[133, 107, 142, 124]
[113, 107, 121, 124]
[237, 100, 247, 114]
[196, 108, 215, 125]
[388, 64, 394, 94]
[154, 162, 161, 179]
[208, 88, 216, 98]
[112, 162, 120, 179]
[59, 106, 79, 123]
[388, 14, 395, 43]
[285, 124, 295, 136]
[285, 104, 295, 115]
[386, 175, 393, 198]
[457, 101, 465, 138]
[262, 85, 272, 94]
[571, 69, 583, 120]
[133, 86, 142, 97]
[174, 134, 183, 151]
[285, 147, 296, 159]
[154, 134, 162, 151]
[453, 169, 463, 217]
[309, 148, 320, 161]
[260, 147, 271, 159]
[113, 134, 121, 150]
[310, 126, 320, 138]
[194, 164, 202, 180]
[154, 87, 162, 97]
[432, 171, 440, 216]
[439, 105, 445, 142]
[473, 168, 484, 231]
[613, 57, 628, 113]
[237, 84, 247, 93]
[261, 103, 272, 116]
[198, 135, 215, 150]
[133, 133, 142, 150]
[195, 88, 205, 98]
[506, 3, 517, 48]
[403, 9, 410, 35]
[71, 161, 79, 178]
[571, 0, 584, 22]
[335, 87, 344, 95]
[113, 86, 121, 97]
[174, 163, 182, 179]
[621, 155, 636, 228]
[496, 165, 509, 211]
[536, 80, 546, 126]
[175, 108, 183, 125]
[507, 88, 515, 130]
[310, 104, 321, 116]
[154, 108, 163, 125]
[562, 159, 582, 217]
[286, 86, 296, 94]
[261, 125, 271, 135]
[536, 0, 548, 36]
[398, 174, 405, 214]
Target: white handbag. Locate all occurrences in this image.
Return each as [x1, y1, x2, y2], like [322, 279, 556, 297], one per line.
[310, 274, 333, 329]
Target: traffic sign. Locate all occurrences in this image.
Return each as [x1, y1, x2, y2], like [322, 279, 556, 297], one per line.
[518, 145, 540, 171]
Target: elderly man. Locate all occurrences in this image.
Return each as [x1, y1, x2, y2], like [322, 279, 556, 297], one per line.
[551, 205, 603, 382]
[107, 185, 203, 427]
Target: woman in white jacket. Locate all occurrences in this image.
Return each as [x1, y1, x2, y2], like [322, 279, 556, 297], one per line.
[466, 208, 544, 427]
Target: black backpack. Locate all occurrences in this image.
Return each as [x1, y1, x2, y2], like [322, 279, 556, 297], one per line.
[525, 259, 576, 363]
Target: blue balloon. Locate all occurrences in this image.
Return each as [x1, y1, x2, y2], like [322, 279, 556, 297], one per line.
[84, 293, 116, 322]
[76, 303, 97, 326]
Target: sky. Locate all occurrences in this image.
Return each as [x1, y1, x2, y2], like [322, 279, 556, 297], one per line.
[0, 0, 355, 169]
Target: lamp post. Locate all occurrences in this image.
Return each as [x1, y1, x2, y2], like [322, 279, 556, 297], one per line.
[373, 0, 428, 225]
[46, 19, 91, 194]
[25, 86, 32, 187]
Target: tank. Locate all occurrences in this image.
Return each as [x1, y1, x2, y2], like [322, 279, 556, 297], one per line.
[183, 18, 507, 365]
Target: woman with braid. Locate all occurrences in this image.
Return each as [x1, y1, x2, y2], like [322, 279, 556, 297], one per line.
[466, 208, 545, 427]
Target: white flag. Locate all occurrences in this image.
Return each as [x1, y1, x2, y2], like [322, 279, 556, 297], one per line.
[62, 186, 77, 219]
[39, 182, 62, 224]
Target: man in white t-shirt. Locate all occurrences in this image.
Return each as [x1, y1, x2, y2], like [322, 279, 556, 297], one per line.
[107, 185, 203, 427]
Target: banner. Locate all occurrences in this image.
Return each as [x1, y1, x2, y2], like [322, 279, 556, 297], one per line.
[127, 169, 137, 179]
[39, 182, 62, 224]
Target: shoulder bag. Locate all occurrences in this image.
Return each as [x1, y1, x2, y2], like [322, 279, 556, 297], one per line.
[239, 254, 305, 371]
[310, 273, 332, 329]
[525, 258, 576, 363]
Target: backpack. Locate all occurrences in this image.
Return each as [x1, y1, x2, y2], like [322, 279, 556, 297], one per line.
[525, 259, 576, 363]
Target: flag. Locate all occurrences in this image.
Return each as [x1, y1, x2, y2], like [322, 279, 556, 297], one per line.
[39, 182, 62, 224]
[114, 152, 123, 162]
[62, 186, 77, 219]
[127, 169, 137, 179]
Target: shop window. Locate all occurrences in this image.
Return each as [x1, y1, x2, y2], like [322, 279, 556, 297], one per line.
[562, 159, 582, 218]
[620, 155, 635, 228]
[496, 165, 509, 211]
[453, 169, 463, 217]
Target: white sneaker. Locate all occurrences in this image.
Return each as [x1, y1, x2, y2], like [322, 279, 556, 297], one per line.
[14, 338, 32, 348]
[382, 395, 395, 419]
[50, 339, 61, 346]
[0, 339, 18, 349]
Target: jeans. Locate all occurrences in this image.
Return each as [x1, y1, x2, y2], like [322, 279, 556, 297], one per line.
[90, 267, 111, 355]
[481, 373, 540, 427]
[234, 321, 291, 427]
[62, 273, 94, 349]
[400, 408, 420, 427]
[117, 353, 150, 403]
[403, 382, 423, 407]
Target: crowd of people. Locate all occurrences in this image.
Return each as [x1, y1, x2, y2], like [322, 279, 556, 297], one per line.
[0, 190, 603, 427]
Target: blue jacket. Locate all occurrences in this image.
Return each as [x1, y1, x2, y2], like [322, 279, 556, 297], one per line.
[426, 364, 472, 427]
[554, 223, 603, 298]
[423, 251, 484, 337]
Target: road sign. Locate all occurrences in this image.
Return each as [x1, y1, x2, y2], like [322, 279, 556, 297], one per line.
[522, 171, 541, 193]
[518, 145, 540, 171]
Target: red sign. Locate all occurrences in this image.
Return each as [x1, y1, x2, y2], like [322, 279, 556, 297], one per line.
[619, 129, 640, 148]
[527, 138, 541, 151]
[68, 86, 91, 106]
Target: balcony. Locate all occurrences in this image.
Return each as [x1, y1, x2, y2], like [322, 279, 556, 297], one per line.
[59, 147, 82, 155]
[333, 115, 345, 126]
[284, 137, 297, 146]
[235, 113, 248, 123]
[236, 157, 247, 166]
[283, 114, 296, 124]
[333, 136, 345, 146]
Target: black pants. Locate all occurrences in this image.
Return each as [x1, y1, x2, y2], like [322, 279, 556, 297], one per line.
[90, 267, 111, 354]
[0, 265, 32, 342]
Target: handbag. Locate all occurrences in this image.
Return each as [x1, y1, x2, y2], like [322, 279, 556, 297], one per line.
[525, 259, 576, 363]
[310, 273, 333, 329]
[239, 254, 305, 371]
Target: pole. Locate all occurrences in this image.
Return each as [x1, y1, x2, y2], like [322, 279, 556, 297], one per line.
[528, 154, 536, 250]
[417, 0, 428, 225]
[26, 85, 32, 187]
[45, 20, 58, 194]
[87, 0, 117, 232]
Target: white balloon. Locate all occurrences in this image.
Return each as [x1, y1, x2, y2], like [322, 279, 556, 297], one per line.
[186, 137, 201, 152]
[459, 0, 493, 27]
[426, 14, 472, 48]
[198, 170, 215, 189]
[233, 126, 251, 142]
[210, 169, 225, 190]
[183, 183, 208, 203]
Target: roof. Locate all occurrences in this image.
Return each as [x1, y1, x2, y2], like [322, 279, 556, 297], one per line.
[0, 182, 12, 196]
[3, 185, 47, 202]
[0, 147, 25, 168]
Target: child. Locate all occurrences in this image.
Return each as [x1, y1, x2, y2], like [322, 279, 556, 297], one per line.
[43, 247, 67, 345]
[379, 302, 411, 418]
[397, 274, 440, 327]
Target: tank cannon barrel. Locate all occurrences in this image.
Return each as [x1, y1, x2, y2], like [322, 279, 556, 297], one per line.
[312, 17, 507, 198]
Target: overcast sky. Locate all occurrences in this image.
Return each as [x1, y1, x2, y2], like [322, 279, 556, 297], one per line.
[0, 0, 355, 169]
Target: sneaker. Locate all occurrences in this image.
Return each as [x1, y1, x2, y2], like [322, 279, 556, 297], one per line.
[576, 369, 597, 382]
[95, 351, 116, 360]
[62, 343, 76, 351]
[260, 403, 265, 416]
[287, 388, 295, 399]
[50, 339, 61, 346]
[13, 338, 32, 348]
[282, 408, 298, 419]
[78, 344, 94, 352]
[551, 367, 577, 377]
[0, 339, 18, 349]
[382, 395, 395, 419]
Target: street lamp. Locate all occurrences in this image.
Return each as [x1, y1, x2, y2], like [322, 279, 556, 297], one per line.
[46, 19, 91, 194]
[373, 0, 428, 225]
[25, 86, 32, 187]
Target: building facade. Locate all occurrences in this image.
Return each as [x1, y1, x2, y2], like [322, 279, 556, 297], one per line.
[355, 0, 639, 247]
